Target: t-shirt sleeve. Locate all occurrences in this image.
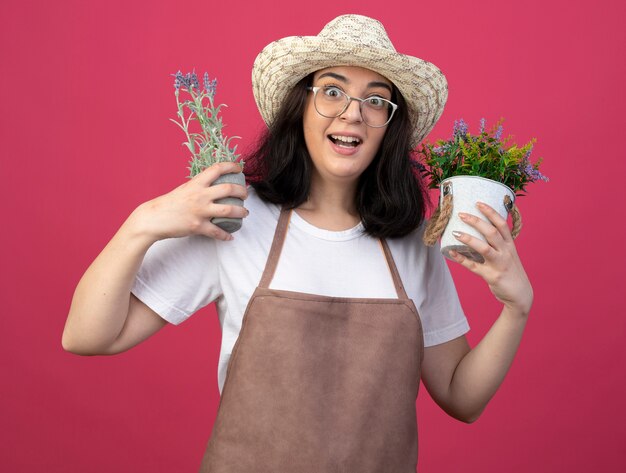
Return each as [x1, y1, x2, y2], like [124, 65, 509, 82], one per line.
[131, 235, 222, 325]
[417, 238, 470, 347]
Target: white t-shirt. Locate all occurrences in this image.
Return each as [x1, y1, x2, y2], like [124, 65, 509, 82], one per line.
[132, 187, 469, 392]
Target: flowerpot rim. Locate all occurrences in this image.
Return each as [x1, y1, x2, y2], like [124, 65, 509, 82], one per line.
[440, 175, 515, 200]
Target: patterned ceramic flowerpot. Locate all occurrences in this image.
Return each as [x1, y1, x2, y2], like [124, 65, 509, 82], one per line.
[211, 172, 246, 233]
[439, 176, 515, 263]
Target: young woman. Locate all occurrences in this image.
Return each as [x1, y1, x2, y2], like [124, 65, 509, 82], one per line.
[63, 15, 533, 472]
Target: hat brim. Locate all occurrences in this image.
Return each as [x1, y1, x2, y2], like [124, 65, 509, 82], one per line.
[252, 35, 448, 147]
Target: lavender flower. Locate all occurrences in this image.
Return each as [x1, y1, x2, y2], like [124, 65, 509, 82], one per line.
[203, 73, 218, 97]
[495, 124, 503, 140]
[172, 70, 201, 90]
[522, 164, 549, 182]
[190, 72, 200, 90]
[523, 144, 533, 160]
[203, 72, 210, 91]
[519, 144, 548, 182]
[453, 118, 469, 138]
[173, 70, 185, 90]
[480, 118, 486, 134]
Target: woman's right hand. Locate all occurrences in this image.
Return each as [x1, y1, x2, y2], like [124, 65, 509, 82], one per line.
[130, 162, 249, 242]
[62, 162, 248, 355]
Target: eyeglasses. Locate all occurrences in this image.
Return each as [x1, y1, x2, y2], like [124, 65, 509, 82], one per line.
[306, 86, 398, 128]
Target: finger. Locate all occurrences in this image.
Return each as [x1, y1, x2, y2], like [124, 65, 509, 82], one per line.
[448, 249, 487, 274]
[201, 202, 250, 220]
[195, 161, 244, 186]
[207, 181, 248, 201]
[458, 211, 504, 248]
[476, 202, 513, 242]
[452, 230, 497, 262]
[194, 219, 236, 241]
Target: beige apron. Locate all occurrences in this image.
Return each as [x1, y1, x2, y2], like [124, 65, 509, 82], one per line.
[200, 208, 424, 472]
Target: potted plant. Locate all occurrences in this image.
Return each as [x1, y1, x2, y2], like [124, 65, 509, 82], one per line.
[414, 118, 548, 263]
[171, 71, 245, 233]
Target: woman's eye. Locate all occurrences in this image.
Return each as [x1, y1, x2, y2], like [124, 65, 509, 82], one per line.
[367, 97, 384, 107]
[323, 86, 343, 98]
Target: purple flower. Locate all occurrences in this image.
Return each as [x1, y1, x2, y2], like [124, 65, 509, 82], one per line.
[519, 147, 548, 182]
[188, 72, 200, 90]
[173, 70, 206, 92]
[204, 72, 218, 97]
[495, 125, 503, 140]
[173, 70, 186, 89]
[522, 164, 549, 182]
[480, 118, 486, 134]
[523, 144, 533, 159]
[453, 118, 468, 138]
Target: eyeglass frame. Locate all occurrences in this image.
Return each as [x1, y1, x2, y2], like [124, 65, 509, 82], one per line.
[306, 86, 398, 128]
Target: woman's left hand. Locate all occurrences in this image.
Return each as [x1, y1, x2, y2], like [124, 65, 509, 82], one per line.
[449, 202, 533, 317]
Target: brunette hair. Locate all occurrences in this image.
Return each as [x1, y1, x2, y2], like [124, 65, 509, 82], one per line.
[244, 75, 429, 238]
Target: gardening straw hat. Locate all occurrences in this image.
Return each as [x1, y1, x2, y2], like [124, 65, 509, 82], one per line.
[252, 14, 448, 147]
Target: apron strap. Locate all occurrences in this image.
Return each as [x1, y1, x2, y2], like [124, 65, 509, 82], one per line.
[260, 207, 410, 301]
[379, 239, 410, 300]
[259, 207, 292, 289]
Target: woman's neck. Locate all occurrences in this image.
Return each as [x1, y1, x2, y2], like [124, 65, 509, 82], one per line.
[295, 174, 360, 231]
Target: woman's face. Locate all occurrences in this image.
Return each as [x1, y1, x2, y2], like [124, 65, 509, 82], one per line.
[303, 66, 392, 187]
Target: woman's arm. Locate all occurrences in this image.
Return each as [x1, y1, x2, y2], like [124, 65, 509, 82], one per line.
[421, 202, 533, 423]
[62, 162, 248, 355]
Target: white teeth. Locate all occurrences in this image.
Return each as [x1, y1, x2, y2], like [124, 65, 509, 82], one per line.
[330, 134, 361, 144]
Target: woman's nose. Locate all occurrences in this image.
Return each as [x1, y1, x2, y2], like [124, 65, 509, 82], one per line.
[339, 99, 363, 123]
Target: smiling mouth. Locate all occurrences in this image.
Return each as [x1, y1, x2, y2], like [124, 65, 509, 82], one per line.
[328, 134, 362, 148]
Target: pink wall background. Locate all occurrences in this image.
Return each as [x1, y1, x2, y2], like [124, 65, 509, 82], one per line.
[1, 0, 624, 471]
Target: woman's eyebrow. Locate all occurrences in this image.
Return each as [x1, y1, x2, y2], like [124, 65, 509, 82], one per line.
[317, 72, 392, 93]
[368, 81, 392, 93]
[317, 72, 348, 82]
